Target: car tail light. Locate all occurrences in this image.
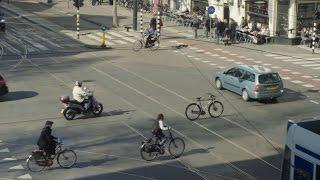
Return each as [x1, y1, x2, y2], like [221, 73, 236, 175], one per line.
[0, 80, 6, 86]
[253, 85, 260, 92]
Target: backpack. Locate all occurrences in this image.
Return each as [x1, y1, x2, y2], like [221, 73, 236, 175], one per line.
[152, 120, 160, 134]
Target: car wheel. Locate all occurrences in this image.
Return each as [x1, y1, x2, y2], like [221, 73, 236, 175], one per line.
[242, 89, 250, 102]
[215, 78, 223, 90]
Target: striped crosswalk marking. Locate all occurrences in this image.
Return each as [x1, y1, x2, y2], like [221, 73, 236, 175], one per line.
[254, 61, 262, 63]
[194, 57, 202, 61]
[210, 63, 217, 66]
[303, 84, 315, 88]
[189, 47, 198, 50]
[282, 59, 302, 62]
[264, 54, 279, 57]
[302, 64, 320, 67]
[263, 64, 271, 66]
[282, 69, 291, 72]
[291, 80, 303, 84]
[204, 52, 212, 55]
[246, 58, 254, 61]
[211, 54, 220, 57]
[313, 67, 320, 70]
[0, 41, 22, 54]
[214, 48, 222, 51]
[307, 57, 320, 60]
[32, 34, 62, 48]
[282, 77, 291, 80]
[292, 61, 315, 64]
[230, 53, 237, 56]
[235, 62, 243, 64]
[271, 66, 281, 69]
[187, 55, 194, 58]
[202, 61, 210, 63]
[302, 75, 313, 79]
[274, 56, 291, 59]
[9, 30, 45, 51]
[107, 31, 136, 43]
[196, 49, 205, 52]
[114, 40, 127, 44]
[226, 59, 235, 62]
[121, 31, 141, 39]
[219, 57, 227, 59]
[291, 72, 301, 75]
[17, 174, 32, 179]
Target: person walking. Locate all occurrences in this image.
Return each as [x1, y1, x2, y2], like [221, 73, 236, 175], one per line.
[192, 16, 200, 38]
[204, 17, 210, 38]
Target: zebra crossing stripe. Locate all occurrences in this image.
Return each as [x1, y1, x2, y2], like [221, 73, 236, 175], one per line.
[0, 148, 9, 153]
[31, 34, 62, 48]
[313, 67, 320, 70]
[210, 63, 216, 66]
[282, 59, 302, 62]
[17, 174, 32, 179]
[264, 54, 279, 57]
[219, 57, 227, 59]
[291, 72, 301, 75]
[274, 56, 292, 59]
[282, 69, 291, 72]
[9, 164, 24, 170]
[303, 84, 315, 88]
[291, 80, 303, 84]
[211, 54, 219, 57]
[307, 57, 320, 60]
[282, 77, 291, 80]
[204, 52, 212, 55]
[302, 64, 320, 67]
[3, 157, 17, 161]
[202, 61, 210, 63]
[122, 31, 141, 39]
[302, 75, 313, 79]
[113, 40, 127, 44]
[292, 61, 315, 65]
[226, 59, 235, 62]
[107, 31, 136, 43]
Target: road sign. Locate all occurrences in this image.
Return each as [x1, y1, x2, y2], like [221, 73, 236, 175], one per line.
[208, 6, 215, 15]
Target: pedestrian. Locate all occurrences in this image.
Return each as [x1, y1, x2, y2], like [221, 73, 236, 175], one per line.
[204, 17, 210, 38]
[229, 19, 237, 43]
[192, 16, 200, 38]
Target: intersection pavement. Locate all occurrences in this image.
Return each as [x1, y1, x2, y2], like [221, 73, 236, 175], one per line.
[0, 1, 320, 179]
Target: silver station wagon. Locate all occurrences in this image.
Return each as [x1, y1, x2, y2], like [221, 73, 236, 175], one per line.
[214, 65, 284, 101]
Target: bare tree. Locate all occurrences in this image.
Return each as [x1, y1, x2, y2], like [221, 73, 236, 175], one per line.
[113, 0, 119, 27]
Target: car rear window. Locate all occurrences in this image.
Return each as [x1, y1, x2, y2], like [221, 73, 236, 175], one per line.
[258, 73, 280, 84]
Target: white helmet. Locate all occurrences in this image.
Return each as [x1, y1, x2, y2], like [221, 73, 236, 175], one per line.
[75, 81, 82, 87]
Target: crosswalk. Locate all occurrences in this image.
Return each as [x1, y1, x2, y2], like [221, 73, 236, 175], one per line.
[63, 30, 140, 47]
[0, 139, 32, 179]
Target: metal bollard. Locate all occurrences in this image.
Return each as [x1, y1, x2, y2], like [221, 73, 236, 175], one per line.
[312, 22, 316, 54]
[76, 8, 80, 39]
[156, 11, 160, 36]
[140, 9, 143, 35]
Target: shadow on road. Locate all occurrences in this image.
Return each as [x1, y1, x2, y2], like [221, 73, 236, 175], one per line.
[258, 88, 307, 104]
[0, 91, 38, 102]
[74, 109, 133, 120]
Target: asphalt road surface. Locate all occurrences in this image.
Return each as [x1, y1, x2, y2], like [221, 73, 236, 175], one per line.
[0, 4, 320, 180]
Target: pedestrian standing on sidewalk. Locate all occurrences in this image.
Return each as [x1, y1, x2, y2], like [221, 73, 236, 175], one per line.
[192, 16, 200, 38]
[204, 17, 210, 38]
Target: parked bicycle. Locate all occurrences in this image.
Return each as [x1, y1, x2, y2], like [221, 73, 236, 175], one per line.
[26, 139, 77, 172]
[140, 128, 185, 161]
[132, 34, 160, 52]
[185, 93, 224, 121]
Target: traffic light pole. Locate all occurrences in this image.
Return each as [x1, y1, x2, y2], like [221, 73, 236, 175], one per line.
[133, 0, 138, 31]
[76, 7, 80, 39]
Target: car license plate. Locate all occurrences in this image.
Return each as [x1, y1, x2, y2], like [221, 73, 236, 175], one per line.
[60, 109, 64, 114]
[267, 86, 277, 91]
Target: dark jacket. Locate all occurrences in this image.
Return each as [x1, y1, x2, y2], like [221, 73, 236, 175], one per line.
[37, 126, 57, 148]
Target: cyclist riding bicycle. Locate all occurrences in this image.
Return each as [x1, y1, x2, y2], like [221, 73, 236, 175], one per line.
[37, 121, 58, 159]
[144, 26, 157, 48]
[152, 114, 171, 145]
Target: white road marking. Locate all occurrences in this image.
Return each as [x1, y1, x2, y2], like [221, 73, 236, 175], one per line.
[310, 100, 320, 104]
[291, 72, 301, 75]
[235, 62, 243, 64]
[230, 53, 237, 56]
[264, 54, 279, 57]
[173, 50, 179, 53]
[3, 157, 17, 161]
[238, 56, 246, 59]
[313, 79, 320, 81]
[263, 64, 271, 66]
[291, 80, 303, 84]
[218, 57, 227, 59]
[0, 148, 9, 153]
[292, 61, 315, 64]
[114, 40, 127, 44]
[0, 41, 22, 54]
[219, 66, 226, 69]
[189, 47, 198, 50]
[313, 67, 320, 70]
[187, 55, 194, 58]
[0, 140, 2, 143]
[202, 61, 210, 63]
[107, 31, 136, 42]
[17, 174, 32, 179]
[302, 64, 320, 67]
[169, 40, 178, 43]
[222, 51, 230, 53]
[9, 164, 24, 170]
[226, 59, 235, 62]
[211, 54, 220, 57]
[271, 66, 281, 69]
[254, 61, 262, 63]
[282, 69, 291, 72]
[307, 57, 320, 60]
[210, 63, 217, 66]
[302, 75, 313, 78]
[245, 58, 254, 61]
[282, 77, 291, 80]
[32, 34, 62, 48]
[204, 52, 212, 55]
[303, 84, 315, 88]
[282, 59, 302, 62]
[274, 56, 292, 59]
[194, 57, 202, 60]
[214, 48, 222, 51]
[196, 49, 205, 53]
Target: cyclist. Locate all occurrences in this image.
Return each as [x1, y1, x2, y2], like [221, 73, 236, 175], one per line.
[152, 114, 171, 145]
[144, 26, 157, 48]
[37, 121, 58, 159]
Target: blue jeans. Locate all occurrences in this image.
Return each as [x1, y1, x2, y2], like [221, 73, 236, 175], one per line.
[87, 96, 93, 112]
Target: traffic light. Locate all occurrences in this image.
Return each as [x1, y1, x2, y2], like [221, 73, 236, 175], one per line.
[73, 0, 84, 8]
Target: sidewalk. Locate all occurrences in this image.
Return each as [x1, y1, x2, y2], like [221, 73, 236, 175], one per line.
[2, 0, 319, 57]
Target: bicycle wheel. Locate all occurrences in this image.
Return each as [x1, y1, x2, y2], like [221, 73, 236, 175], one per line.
[208, 101, 224, 118]
[140, 144, 158, 161]
[132, 40, 143, 52]
[57, 150, 77, 168]
[168, 138, 185, 158]
[26, 154, 46, 172]
[185, 103, 201, 121]
[150, 38, 160, 51]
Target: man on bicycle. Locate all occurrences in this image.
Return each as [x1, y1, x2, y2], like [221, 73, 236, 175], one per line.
[37, 121, 58, 159]
[144, 26, 157, 48]
[152, 114, 171, 145]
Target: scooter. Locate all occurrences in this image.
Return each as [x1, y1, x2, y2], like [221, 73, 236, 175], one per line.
[59, 89, 103, 120]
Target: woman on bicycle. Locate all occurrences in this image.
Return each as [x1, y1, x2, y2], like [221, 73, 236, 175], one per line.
[144, 26, 157, 48]
[152, 114, 171, 145]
